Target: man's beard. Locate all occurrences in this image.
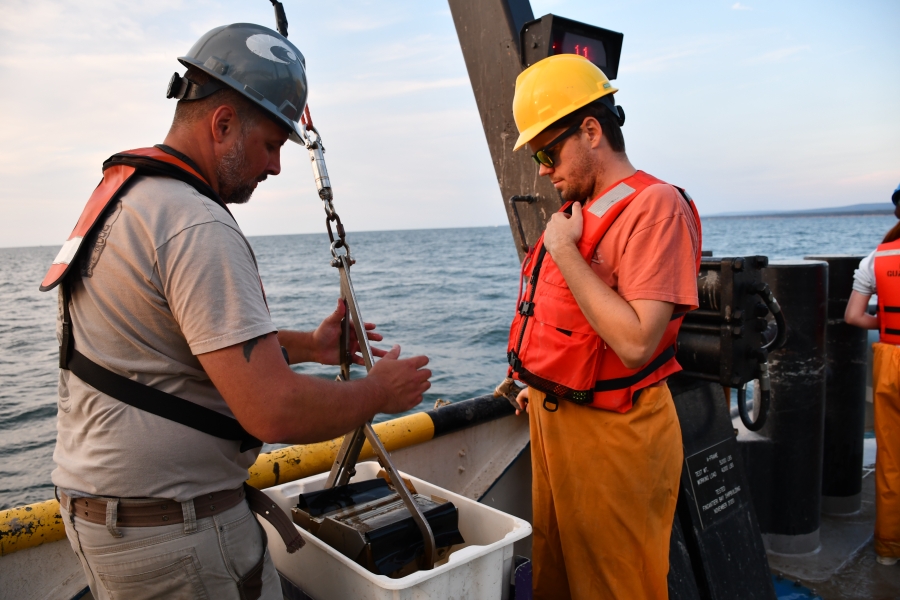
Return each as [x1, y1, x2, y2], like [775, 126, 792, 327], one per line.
[558, 151, 602, 204]
[216, 135, 259, 205]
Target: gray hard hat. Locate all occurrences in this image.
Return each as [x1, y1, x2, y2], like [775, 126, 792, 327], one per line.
[168, 23, 308, 143]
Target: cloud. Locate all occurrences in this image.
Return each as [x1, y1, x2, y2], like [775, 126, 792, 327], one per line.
[328, 16, 403, 32]
[312, 77, 470, 105]
[620, 46, 702, 73]
[746, 45, 810, 64]
[315, 2, 414, 33]
[836, 170, 900, 186]
[732, 2, 752, 10]
[619, 32, 751, 74]
[356, 34, 462, 69]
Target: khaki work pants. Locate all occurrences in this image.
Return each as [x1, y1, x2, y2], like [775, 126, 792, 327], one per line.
[873, 342, 900, 559]
[528, 383, 683, 600]
[61, 498, 281, 600]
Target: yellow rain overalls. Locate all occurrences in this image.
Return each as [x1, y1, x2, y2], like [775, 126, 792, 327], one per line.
[528, 384, 683, 599]
[872, 239, 900, 560]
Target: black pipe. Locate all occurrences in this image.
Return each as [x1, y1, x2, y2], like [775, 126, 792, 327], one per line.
[739, 260, 827, 554]
[426, 394, 514, 437]
[805, 255, 869, 515]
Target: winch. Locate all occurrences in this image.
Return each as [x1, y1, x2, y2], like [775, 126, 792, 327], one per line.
[269, 1, 463, 577]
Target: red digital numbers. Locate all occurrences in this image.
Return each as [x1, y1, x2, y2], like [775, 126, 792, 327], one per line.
[559, 32, 605, 66]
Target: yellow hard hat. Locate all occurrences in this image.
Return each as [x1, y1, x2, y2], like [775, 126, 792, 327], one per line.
[512, 54, 618, 151]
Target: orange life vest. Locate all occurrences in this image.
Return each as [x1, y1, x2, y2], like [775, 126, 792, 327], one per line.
[507, 170, 702, 413]
[874, 238, 900, 345]
[39, 146, 263, 452]
[40, 146, 219, 292]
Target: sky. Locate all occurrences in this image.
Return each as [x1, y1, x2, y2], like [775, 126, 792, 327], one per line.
[0, 0, 897, 249]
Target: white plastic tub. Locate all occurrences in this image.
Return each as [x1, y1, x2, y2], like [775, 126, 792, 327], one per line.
[259, 461, 532, 600]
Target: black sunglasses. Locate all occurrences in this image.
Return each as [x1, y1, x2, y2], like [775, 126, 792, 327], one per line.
[531, 123, 582, 168]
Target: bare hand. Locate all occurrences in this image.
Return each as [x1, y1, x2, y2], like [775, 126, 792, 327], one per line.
[367, 345, 432, 414]
[313, 299, 387, 365]
[515, 387, 530, 416]
[543, 201, 583, 257]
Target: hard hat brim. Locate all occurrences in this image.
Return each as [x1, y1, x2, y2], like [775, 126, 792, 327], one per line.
[178, 56, 305, 144]
[174, 23, 309, 145]
[512, 85, 618, 152]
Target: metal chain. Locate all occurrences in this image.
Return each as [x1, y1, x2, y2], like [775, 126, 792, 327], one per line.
[299, 100, 437, 572]
[301, 122, 354, 265]
[323, 197, 353, 264]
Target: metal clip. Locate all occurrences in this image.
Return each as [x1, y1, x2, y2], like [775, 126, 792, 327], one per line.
[507, 350, 522, 371]
[518, 301, 535, 316]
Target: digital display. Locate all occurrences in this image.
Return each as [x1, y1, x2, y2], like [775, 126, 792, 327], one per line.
[520, 14, 623, 78]
[556, 31, 607, 68]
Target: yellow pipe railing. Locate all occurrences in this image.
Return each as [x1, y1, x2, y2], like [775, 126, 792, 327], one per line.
[0, 412, 434, 557]
[247, 412, 433, 489]
[0, 499, 67, 558]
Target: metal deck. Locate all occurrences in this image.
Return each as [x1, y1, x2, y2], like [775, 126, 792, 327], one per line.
[767, 439, 900, 599]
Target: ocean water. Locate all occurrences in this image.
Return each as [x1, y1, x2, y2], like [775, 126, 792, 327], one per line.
[0, 214, 895, 509]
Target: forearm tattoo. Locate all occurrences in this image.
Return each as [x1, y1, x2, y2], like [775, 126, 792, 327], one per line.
[242, 334, 268, 363]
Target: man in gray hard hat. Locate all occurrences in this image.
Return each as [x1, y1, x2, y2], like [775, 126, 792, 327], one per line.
[44, 24, 431, 600]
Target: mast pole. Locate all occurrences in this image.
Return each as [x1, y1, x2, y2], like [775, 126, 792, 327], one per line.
[448, 0, 562, 261]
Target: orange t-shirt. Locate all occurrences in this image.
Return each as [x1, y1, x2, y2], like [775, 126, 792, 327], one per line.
[589, 181, 700, 314]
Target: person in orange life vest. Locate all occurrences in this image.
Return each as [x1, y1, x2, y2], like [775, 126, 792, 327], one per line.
[845, 182, 900, 567]
[47, 25, 431, 600]
[507, 55, 700, 599]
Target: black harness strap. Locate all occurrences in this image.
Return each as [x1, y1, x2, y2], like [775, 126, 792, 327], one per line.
[60, 283, 261, 452]
[58, 154, 262, 452]
[59, 283, 75, 370]
[593, 345, 677, 393]
[67, 348, 261, 452]
[104, 149, 229, 216]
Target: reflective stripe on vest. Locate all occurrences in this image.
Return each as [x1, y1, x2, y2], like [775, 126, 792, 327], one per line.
[875, 239, 900, 344]
[507, 170, 703, 413]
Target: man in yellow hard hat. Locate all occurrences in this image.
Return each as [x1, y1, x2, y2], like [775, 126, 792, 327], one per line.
[506, 54, 702, 599]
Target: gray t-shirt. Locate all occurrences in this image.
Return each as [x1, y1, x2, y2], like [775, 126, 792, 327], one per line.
[52, 174, 276, 501]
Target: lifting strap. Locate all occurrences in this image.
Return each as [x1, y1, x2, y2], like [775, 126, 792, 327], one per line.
[55, 146, 261, 452]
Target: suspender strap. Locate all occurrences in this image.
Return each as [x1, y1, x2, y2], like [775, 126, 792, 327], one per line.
[52, 149, 261, 453]
[60, 283, 75, 369]
[60, 282, 262, 452]
[592, 345, 677, 392]
[67, 349, 262, 451]
[104, 151, 227, 215]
